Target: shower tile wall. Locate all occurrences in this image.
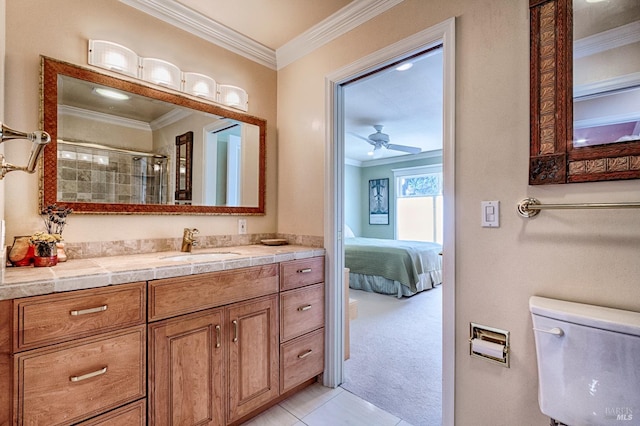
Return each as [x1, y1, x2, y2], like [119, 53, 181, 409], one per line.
[57, 144, 167, 204]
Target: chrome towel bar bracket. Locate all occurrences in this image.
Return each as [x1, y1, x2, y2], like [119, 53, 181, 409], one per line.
[517, 198, 640, 218]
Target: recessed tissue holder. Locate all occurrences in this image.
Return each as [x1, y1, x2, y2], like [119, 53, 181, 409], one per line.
[470, 323, 510, 367]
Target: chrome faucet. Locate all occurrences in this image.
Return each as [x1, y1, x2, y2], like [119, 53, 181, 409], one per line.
[181, 228, 199, 252]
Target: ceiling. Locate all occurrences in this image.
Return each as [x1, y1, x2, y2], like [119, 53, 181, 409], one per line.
[176, 0, 353, 50]
[122, 0, 444, 164]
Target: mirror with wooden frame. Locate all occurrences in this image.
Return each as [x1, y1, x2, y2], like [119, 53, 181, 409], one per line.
[40, 56, 266, 214]
[529, 0, 640, 184]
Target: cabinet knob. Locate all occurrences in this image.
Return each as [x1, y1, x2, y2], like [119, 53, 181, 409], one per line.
[296, 268, 312, 274]
[232, 320, 238, 342]
[297, 304, 312, 312]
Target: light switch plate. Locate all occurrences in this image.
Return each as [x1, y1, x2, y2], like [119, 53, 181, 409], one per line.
[481, 201, 500, 228]
[238, 219, 247, 234]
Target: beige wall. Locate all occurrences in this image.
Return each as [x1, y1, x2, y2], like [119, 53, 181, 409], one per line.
[277, 0, 640, 424]
[0, 0, 5, 225]
[3, 0, 640, 424]
[3, 0, 277, 243]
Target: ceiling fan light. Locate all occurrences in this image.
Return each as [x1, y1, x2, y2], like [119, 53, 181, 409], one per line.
[396, 62, 413, 71]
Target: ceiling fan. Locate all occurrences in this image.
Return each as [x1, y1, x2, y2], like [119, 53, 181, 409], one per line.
[351, 125, 421, 157]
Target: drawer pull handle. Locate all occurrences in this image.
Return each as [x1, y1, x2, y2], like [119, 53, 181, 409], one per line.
[232, 320, 238, 342]
[215, 324, 221, 348]
[297, 268, 312, 274]
[70, 305, 108, 316]
[298, 349, 313, 359]
[298, 304, 312, 312]
[70, 366, 108, 382]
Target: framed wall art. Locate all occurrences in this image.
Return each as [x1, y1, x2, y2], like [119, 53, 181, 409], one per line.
[369, 178, 389, 225]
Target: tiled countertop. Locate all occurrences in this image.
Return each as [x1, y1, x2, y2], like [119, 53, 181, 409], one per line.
[0, 244, 325, 300]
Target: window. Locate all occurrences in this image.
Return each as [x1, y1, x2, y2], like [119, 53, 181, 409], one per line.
[394, 165, 443, 243]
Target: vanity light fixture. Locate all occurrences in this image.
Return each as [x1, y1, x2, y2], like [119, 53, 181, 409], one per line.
[184, 72, 217, 101]
[88, 40, 139, 78]
[218, 84, 249, 111]
[87, 39, 249, 111]
[141, 58, 181, 90]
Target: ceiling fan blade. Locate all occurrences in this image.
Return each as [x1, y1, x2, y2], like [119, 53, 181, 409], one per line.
[386, 144, 421, 154]
[347, 131, 375, 145]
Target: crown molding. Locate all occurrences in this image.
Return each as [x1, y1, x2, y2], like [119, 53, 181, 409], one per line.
[276, 0, 405, 70]
[574, 72, 640, 98]
[120, 0, 405, 71]
[58, 105, 151, 131]
[574, 20, 640, 59]
[119, 0, 277, 69]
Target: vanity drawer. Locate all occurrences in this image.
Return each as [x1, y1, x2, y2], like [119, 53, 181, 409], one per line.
[75, 399, 146, 426]
[14, 325, 146, 426]
[14, 282, 146, 352]
[280, 328, 324, 393]
[148, 264, 278, 321]
[280, 283, 325, 342]
[280, 257, 325, 291]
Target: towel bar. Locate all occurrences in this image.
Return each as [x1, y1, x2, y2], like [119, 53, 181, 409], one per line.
[517, 198, 640, 218]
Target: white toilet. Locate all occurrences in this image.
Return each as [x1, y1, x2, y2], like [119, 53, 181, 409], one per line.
[530, 296, 640, 425]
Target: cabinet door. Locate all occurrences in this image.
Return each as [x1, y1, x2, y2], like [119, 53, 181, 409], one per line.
[227, 295, 279, 423]
[149, 309, 224, 426]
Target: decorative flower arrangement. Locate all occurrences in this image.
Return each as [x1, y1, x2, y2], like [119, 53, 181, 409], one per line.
[41, 204, 73, 237]
[27, 205, 73, 265]
[29, 231, 61, 257]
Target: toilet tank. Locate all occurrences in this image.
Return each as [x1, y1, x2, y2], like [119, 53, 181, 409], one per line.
[529, 296, 640, 426]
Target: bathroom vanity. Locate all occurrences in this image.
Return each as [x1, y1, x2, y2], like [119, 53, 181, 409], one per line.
[0, 245, 325, 425]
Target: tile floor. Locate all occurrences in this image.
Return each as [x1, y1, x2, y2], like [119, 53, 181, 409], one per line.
[241, 382, 414, 426]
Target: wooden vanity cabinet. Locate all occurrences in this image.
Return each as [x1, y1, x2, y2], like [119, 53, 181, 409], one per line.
[279, 257, 325, 393]
[8, 282, 147, 426]
[1, 256, 324, 426]
[147, 265, 280, 425]
[148, 308, 225, 425]
[227, 295, 279, 423]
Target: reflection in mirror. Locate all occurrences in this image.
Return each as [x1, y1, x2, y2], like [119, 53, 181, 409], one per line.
[41, 56, 266, 214]
[175, 131, 193, 203]
[573, 0, 640, 148]
[529, 0, 640, 184]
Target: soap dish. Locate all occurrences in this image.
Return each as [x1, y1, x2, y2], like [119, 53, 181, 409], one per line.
[260, 239, 288, 246]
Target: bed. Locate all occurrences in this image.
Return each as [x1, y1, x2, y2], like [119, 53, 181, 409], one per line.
[345, 237, 442, 298]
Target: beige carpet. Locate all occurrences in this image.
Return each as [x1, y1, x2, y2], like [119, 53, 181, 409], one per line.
[342, 286, 442, 426]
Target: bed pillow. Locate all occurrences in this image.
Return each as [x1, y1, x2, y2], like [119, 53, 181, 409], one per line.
[345, 224, 356, 238]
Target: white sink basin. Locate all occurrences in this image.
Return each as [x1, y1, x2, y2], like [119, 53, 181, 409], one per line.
[161, 252, 241, 262]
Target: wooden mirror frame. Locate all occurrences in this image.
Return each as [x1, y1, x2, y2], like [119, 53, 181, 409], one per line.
[529, 0, 640, 184]
[40, 56, 266, 214]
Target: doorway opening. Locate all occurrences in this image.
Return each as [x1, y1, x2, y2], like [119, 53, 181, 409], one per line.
[323, 17, 456, 426]
[340, 46, 443, 426]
